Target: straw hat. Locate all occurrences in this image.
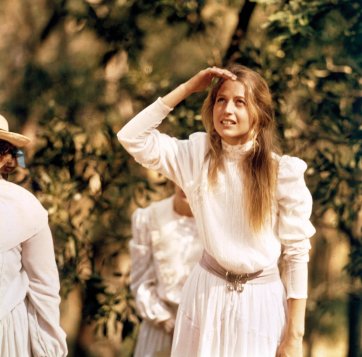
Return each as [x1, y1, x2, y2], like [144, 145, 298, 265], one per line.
[0, 114, 31, 147]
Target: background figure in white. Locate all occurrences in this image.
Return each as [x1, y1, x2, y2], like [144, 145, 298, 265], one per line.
[130, 184, 203, 357]
[0, 115, 68, 357]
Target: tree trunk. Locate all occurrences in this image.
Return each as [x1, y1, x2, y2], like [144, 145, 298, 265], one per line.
[223, 0, 256, 65]
[348, 282, 362, 357]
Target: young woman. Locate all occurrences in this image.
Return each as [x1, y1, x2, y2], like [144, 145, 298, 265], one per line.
[130, 184, 203, 357]
[0, 115, 68, 356]
[117, 64, 316, 357]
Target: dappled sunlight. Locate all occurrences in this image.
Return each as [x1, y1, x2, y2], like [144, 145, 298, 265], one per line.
[0, 0, 360, 356]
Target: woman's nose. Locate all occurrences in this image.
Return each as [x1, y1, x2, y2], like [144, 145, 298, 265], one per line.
[224, 100, 234, 113]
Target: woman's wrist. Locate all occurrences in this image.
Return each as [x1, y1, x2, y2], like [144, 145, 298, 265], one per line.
[182, 79, 197, 95]
[284, 326, 304, 340]
[284, 298, 306, 340]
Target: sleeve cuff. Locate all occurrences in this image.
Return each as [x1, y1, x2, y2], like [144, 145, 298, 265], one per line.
[117, 98, 173, 142]
[157, 97, 174, 112]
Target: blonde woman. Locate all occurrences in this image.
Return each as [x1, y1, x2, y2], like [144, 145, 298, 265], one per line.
[118, 64, 315, 357]
[0, 115, 67, 356]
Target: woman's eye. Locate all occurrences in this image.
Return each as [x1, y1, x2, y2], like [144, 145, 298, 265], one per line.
[236, 99, 245, 105]
[216, 97, 225, 103]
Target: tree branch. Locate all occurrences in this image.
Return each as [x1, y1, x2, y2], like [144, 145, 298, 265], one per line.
[223, 0, 257, 65]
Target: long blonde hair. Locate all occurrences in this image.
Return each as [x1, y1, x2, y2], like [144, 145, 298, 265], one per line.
[201, 64, 280, 232]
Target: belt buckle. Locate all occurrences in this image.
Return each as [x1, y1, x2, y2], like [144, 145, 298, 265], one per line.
[225, 271, 249, 293]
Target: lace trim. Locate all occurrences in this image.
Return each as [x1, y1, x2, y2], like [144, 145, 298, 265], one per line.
[221, 140, 253, 160]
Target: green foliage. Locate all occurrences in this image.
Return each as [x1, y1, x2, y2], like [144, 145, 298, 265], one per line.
[65, 0, 207, 61]
[306, 297, 347, 338]
[30, 118, 132, 285]
[347, 245, 362, 279]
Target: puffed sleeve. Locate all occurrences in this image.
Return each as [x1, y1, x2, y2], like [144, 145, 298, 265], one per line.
[117, 98, 208, 190]
[277, 155, 316, 299]
[129, 208, 174, 323]
[21, 225, 68, 357]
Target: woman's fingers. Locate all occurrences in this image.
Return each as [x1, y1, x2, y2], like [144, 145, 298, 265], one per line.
[184, 66, 237, 94]
[207, 66, 237, 80]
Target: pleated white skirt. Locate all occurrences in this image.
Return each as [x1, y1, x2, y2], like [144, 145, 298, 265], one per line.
[134, 319, 172, 357]
[0, 301, 31, 357]
[171, 263, 287, 357]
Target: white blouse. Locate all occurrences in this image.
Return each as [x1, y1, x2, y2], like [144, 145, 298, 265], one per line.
[0, 177, 67, 356]
[130, 196, 203, 323]
[118, 98, 316, 299]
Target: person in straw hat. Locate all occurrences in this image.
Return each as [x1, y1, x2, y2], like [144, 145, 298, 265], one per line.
[0, 114, 68, 356]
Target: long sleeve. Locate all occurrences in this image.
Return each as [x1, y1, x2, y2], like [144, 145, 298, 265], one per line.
[21, 225, 68, 357]
[277, 155, 316, 299]
[117, 98, 208, 189]
[130, 208, 174, 323]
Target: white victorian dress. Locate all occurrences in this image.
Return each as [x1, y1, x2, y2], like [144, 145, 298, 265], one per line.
[0, 176, 67, 357]
[130, 195, 203, 357]
[118, 98, 316, 357]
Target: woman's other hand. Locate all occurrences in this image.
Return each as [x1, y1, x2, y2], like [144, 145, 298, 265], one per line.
[276, 335, 303, 357]
[158, 317, 175, 334]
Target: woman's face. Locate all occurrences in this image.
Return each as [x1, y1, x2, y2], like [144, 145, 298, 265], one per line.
[0, 153, 17, 175]
[212, 80, 251, 146]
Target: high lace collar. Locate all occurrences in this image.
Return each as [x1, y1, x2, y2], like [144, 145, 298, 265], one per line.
[221, 140, 253, 160]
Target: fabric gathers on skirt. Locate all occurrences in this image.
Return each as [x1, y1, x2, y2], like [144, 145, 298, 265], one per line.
[0, 301, 31, 357]
[134, 320, 172, 357]
[171, 263, 287, 357]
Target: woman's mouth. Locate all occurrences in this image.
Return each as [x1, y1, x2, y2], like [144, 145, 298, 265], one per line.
[220, 119, 236, 125]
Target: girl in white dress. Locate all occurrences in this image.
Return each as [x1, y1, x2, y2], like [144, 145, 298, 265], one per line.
[118, 64, 315, 357]
[130, 185, 203, 357]
[0, 115, 67, 356]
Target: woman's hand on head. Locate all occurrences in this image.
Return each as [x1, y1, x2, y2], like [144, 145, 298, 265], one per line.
[184, 66, 237, 94]
[161, 66, 237, 109]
